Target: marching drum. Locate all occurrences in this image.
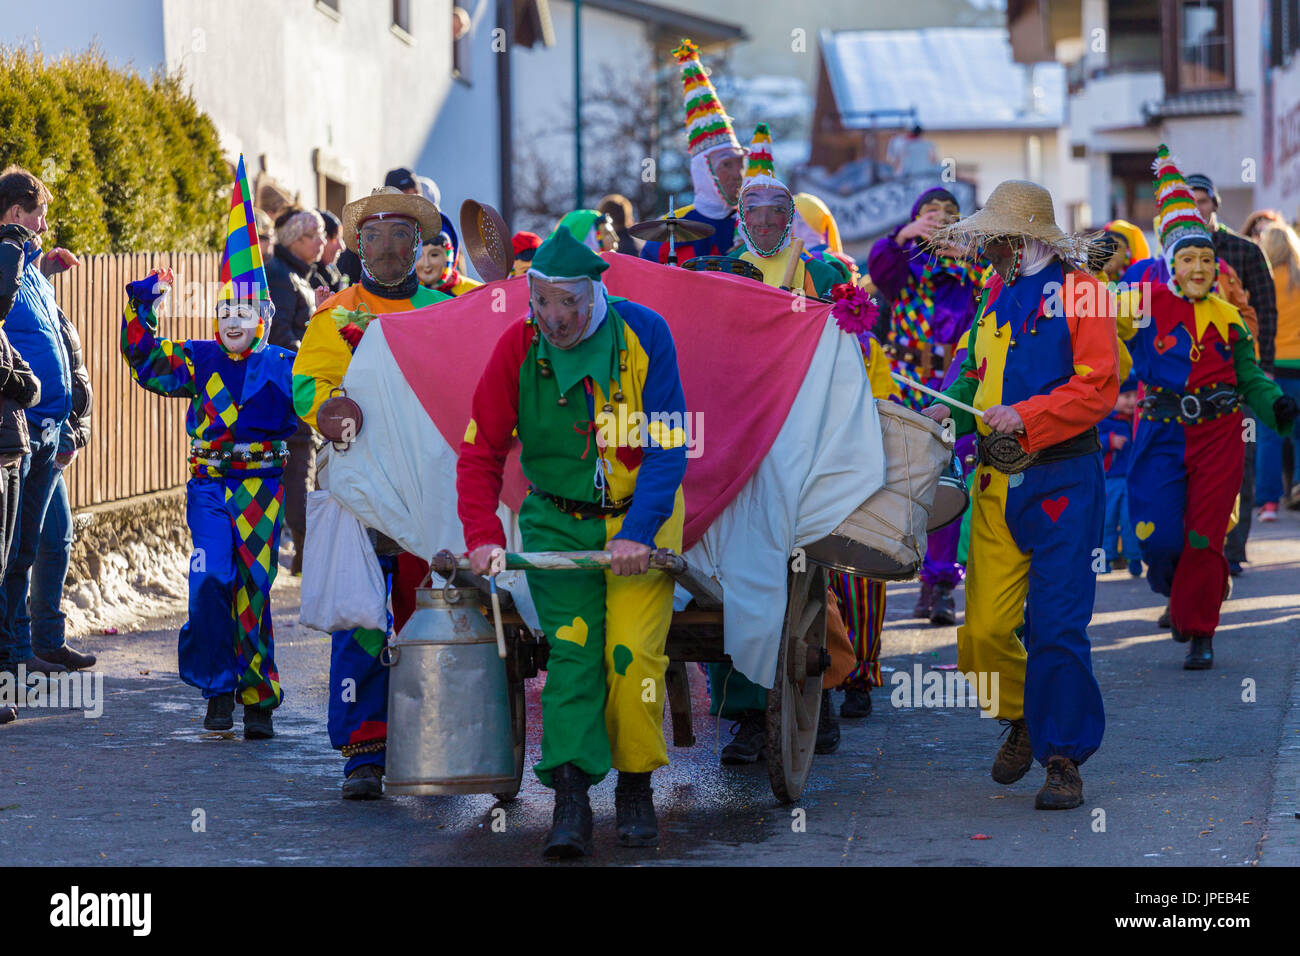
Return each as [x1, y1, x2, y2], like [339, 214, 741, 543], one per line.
[680, 255, 764, 282]
[806, 401, 953, 580]
[927, 453, 970, 532]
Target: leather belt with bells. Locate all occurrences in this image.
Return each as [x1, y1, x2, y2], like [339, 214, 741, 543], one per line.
[1139, 383, 1239, 426]
[976, 426, 1101, 475]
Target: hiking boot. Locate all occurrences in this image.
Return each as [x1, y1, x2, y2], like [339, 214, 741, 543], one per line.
[930, 584, 956, 626]
[991, 718, 1034, 785]
[543, 763, 592, 860]
[1183, 636, 1213, 670]
[341, 763, 384, 800]
[912, 581, 934, 619]
[40, 644, 96, 670]
[840, 687, 873, 719]
[1157, 603, 1171, 629]
[5, 654, 68, 678]
[1035, 756, 1084, 810]
[243, 705, 274, 740]
[203, 693, 235, 731]
[720, 710, 766, 764]
[614, 771, 658, 848]
[815, 692, 840, 754]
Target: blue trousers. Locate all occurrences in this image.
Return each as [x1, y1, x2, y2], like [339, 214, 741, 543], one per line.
[0, 431, 63, 666]
[1255, 377, 1300, 504]
[29, 472, 73, 656]
[1102, 473, 1140, 564]
[327, 554, 395, 776]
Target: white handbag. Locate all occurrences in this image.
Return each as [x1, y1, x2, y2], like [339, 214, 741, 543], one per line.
[299, 490, 389, 633]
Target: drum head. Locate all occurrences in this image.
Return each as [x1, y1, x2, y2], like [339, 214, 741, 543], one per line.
[804, 534, 918, 582]
[927, 478, 969, 532]
[680, 256, 764, 282]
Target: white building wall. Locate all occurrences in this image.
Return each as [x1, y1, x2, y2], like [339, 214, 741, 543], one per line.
[161, 0, 459, 210]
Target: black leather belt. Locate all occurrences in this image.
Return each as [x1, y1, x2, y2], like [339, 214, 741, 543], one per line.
[530, 486, 633, 519]
[1140, 382, 1239, 426]
[976, 426, 1100, 474]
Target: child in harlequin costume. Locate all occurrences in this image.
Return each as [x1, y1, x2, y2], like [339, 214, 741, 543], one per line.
[292, 187, 452, 799]
[729, 124, 840, 297]
[119, 156, 297, 739]
[640, 39, 745, 264]
[1118, 147, 1298, 670]
[924, 180, 1119, 811]
[867, 186, 986, 625]
[1098, 374, 1142, 575]
[457, 228, 688, 859]
[416, 214, 483, 297]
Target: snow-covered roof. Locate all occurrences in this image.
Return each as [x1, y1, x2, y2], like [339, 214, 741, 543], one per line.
[819, 27, 1065, 131]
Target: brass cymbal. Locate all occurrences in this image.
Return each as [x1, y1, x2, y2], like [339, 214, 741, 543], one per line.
[627, 216, 716, 243]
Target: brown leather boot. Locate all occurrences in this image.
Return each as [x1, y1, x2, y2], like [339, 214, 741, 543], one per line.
[1035, 755, 1084, 809]
[991, 718, 1034, 784]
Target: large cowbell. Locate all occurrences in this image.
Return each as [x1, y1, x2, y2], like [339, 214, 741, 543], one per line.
[384, 583, 516, 795]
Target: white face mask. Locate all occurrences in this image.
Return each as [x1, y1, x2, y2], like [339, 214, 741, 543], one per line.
[215, 303, 259, 353]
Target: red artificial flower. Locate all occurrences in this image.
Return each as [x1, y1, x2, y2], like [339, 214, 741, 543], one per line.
[339, 323, 365, 349]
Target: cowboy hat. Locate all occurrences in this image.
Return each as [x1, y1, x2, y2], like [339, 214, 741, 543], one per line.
[341, 186, 442, 253]
[929, 179, 1099, 266]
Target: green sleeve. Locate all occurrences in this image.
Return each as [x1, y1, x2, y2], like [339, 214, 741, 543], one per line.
[1233, 332, 1283, 434]
[938, 289, 987, 437]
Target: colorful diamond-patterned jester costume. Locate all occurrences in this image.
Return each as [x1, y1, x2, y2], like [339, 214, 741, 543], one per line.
[119, 156, 298, 709]
[1117, 147, 1293, 652]
[867, 187, 986, 597]
[457, 229, 688, 788]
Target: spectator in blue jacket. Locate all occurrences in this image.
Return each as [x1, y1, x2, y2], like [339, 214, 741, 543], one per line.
[1099, 375, 1142, 576]
[0, 166, 92, 677]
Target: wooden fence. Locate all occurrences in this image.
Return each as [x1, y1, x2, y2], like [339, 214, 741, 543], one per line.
[48, 253, 224, 511]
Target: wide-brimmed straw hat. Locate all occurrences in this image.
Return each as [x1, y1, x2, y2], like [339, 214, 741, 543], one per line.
[341, 186, 442, 252]
[929, 179, 1099, 265]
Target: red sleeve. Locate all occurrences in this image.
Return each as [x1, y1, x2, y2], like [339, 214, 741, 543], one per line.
[1012, 272, 1120, 452]
[456, 320, 532, 552]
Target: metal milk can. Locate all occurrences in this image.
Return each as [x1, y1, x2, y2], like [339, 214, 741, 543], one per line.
[383, 582, 517, 795]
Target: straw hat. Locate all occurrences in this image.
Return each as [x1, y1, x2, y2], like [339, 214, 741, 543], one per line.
[341, 186, 442, 253]
[929, 180, 1099, 266]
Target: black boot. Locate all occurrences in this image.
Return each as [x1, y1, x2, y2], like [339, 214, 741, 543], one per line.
[1183, 636, 1213, 670]
[341, 764, 384, 800]
[1157, 603, 1171, 629]
[243, 705, 274, 740]
[912, 581, 934, 619]
[204, 693, 235, 731]
[930, 584, 956, 626]
[543, 763, 592, 860]
[614, 771, 658, 848]
[40, 644, 96, 670]
[840, 686, 873, 719]
[720, 710, 766, 764]
[815, 692, 840, 754]
[0, 706, 16, 725]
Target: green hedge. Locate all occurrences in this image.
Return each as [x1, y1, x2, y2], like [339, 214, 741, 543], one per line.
[0, 46, 227, 253]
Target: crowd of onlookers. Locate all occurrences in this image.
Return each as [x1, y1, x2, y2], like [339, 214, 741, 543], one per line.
[0, 165, 96, 724]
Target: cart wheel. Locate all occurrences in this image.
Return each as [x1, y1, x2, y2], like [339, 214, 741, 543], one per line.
[766, 564, 828, 803]
[493, 678, 527, 803]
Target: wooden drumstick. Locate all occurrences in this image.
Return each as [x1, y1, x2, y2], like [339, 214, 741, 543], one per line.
[780, 237, 805, 291]
[891, 372, 985, 419]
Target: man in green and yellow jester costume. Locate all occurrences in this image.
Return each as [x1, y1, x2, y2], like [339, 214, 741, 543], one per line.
[120, 156, 298, 739]
[457, 229, 688, 859]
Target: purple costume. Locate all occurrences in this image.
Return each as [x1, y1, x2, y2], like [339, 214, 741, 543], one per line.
[867, 187, 983, 588]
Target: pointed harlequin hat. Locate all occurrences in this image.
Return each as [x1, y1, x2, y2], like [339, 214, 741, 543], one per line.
[742, 123, 778, 187]
[218, 155, 271, 313]
[528, 226, 610, 283]
[552, 209, 610, 251]
[674, 38, 742, 159]
[1153, 144, 1214, 267]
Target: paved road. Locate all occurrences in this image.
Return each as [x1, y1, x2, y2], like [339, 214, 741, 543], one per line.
[2, 512, 1297, 867]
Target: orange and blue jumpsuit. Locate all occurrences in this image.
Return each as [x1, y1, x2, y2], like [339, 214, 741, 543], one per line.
[457, 300, 688, 788]
[293, 280, 451, 775]
[940, 262, 1118, 766]
[121, 279, 298, 709]
[1119, 281, 1285, 639]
